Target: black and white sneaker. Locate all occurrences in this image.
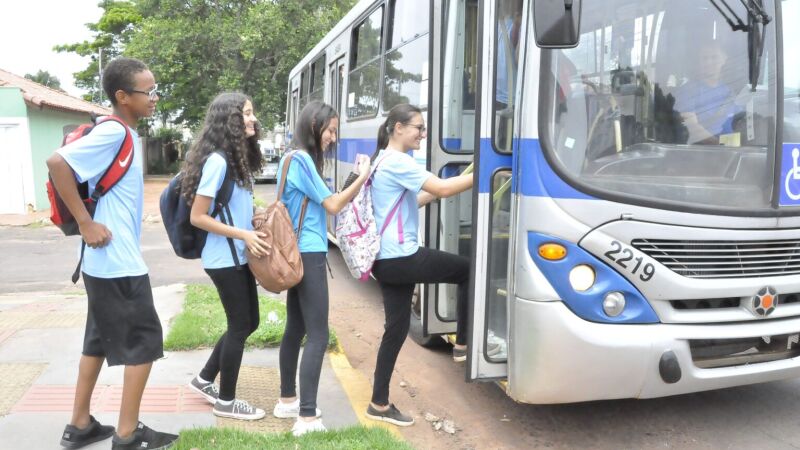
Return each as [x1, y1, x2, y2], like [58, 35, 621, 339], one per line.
[213, 398, 266, 421]
[188, 376, 219, 404]
[60, 415, 115, 449]
[111, 422, 178, 450]
[365, 403, 415, 427]
[452, 346, 467, 362]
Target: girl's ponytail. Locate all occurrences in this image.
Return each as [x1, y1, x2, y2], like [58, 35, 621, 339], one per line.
[373, 117, 392, 162]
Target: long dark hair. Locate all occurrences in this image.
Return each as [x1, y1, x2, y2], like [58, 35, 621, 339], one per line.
[293, 100, 338, 175]
[374, 103, 423, 161]
[181, 92, 263, 203]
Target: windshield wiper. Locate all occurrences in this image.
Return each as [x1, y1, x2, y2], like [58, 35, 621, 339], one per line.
[708, 0, 772, 90]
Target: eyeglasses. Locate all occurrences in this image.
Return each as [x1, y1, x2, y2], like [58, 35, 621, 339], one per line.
[404, 123, 426, 134]
[129, 85, 161, 100]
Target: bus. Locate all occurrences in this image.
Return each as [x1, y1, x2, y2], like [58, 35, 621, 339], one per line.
[286, 0, 800, 404]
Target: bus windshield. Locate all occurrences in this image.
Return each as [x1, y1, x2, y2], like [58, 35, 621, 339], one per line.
[542, 0, 778, 210]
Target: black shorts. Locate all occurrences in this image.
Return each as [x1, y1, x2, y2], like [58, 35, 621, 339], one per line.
[82, 273, 164, 366]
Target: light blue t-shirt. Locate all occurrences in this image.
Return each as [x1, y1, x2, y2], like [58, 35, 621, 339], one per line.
[196, 152, 254, 269]
[278, 150, 333, 253]
[57, 119, 147, 279]
[371, 149, 434, 260]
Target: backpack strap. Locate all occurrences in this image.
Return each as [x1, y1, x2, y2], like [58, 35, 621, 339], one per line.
[372, 151, 407, 244]
[71, 115, 133, 284]
[209, 151, 242, 270]
[89, 115, 134, 202]
[277, 150, 310, 240]
[379, 191, 407, 244]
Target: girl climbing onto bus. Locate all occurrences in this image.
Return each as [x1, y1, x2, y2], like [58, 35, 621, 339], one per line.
[366, 103, 474, 427]
[273, 100, 372, 436]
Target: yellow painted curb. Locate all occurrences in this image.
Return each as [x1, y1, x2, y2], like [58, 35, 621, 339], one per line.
[328, 343, 403, 439]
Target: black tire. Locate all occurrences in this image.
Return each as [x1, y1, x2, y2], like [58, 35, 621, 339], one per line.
[409, 287, 446, 348]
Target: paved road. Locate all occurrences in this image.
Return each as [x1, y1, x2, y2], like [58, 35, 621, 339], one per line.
[4, 180, 800, 449]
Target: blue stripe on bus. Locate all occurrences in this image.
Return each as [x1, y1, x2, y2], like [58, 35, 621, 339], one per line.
[338, 138, 377, 164]
[442, 137, 462, 150]
[334, 137, 594, 200]
[528, 231, 659, 324]
[516, 139, 594, 199]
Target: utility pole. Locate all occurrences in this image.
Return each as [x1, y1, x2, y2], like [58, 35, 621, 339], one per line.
[98, 47, 104, 104]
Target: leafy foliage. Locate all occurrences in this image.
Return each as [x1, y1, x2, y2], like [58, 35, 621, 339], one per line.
[58, 0, 357, 130]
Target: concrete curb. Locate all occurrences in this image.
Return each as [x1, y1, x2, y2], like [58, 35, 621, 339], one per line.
[328, 342, 403, 440]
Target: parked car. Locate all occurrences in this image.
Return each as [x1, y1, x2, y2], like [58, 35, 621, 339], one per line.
[255, 146, 280, 183]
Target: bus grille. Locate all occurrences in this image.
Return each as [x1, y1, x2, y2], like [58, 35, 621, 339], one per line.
[689, 333, 800, 369]
[631, 238, 800, 279]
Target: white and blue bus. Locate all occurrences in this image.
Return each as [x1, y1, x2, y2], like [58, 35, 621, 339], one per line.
[286, 0, 800, 403]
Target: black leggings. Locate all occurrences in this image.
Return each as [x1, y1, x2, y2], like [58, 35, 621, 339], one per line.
[370, 247, 469, 406]
[200, 265, 260, 401]
[279, 252, 329, 417]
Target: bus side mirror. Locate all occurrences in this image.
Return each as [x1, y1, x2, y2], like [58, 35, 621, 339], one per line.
[533, 0, 581, 48]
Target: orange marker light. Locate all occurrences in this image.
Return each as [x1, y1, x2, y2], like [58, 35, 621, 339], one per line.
[538, 243, 567, 260]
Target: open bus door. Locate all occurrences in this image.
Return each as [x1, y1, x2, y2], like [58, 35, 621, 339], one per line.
[466, 0, 527, 381]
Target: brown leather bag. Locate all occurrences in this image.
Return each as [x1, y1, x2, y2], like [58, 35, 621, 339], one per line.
[246, 152, 309, 293]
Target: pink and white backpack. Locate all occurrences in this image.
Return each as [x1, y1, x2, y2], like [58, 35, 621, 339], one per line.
[335, 156, 405, 281]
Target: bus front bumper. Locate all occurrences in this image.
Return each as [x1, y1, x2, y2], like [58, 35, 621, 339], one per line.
[506, 298, 800, 404]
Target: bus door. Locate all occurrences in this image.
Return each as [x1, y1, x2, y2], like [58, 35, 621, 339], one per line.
[415, 0, 481, 339]
[327, 57, 346, 232]
[467, 0, 526, 381]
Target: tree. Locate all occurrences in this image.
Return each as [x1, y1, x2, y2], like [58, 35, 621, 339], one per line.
[125, 0, 356, 130]
[58, 0, 356, 130]
[24, 70, 64, 91]
[54, 0, 142, 103]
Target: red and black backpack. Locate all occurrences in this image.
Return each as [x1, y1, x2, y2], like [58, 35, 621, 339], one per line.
[45, 115, 134, 282]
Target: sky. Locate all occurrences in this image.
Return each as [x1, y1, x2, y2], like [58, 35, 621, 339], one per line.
[0, 0, 103, 97]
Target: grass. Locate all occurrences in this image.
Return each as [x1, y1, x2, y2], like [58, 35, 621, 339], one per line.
[174, 426, 413, 450]
[164, 284, 338, 351]
[253, 196, 267, 208]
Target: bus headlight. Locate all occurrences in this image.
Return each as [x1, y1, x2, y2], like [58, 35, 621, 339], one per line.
[603, 292, 626, 317]
[569, 265, 595, 292]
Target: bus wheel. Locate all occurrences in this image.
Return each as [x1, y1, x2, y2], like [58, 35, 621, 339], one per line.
[409, 286, 445, 348]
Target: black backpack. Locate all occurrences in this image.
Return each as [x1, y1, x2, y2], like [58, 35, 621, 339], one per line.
[160, 152, 240, 267]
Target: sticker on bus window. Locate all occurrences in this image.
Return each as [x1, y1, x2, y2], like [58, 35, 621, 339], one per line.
[780, 144, 800, 206]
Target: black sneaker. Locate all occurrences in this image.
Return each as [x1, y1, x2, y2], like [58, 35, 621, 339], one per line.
[60, 415, 115, 449]
[365, 403, 415, 427]
[111, 422, 178, 450]
[452, 346, 467, 362]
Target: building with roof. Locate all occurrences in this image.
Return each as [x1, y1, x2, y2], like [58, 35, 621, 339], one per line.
[0, 68, 110, 214]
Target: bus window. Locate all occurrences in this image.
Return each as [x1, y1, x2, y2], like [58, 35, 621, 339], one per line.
[441, 0, 479, 153]
[783, 0, 800, 143]
[300, 67, 310, 110]
[309, 54, 326, 102]
[493, 0, 523, 153]
[485, 170, 511, 361]
[287, 88, 299, 144]
[347, 7, 384, 119]
[542, 0, 778, 211]
[383, 0, 430, 110]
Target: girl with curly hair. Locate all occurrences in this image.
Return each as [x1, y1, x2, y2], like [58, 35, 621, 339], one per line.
[182, 92, 269, 421]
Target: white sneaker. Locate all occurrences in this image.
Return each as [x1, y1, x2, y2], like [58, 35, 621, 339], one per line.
[291, 418, 326, 436]
[273, 399, 322, 418]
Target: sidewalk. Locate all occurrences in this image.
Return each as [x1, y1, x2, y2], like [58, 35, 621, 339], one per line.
[0, 284, 362, 450]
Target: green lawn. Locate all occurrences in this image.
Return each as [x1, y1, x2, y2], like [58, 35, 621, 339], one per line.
[174, 426, 413, 450]
[164, 284, 337, 351]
